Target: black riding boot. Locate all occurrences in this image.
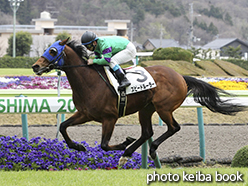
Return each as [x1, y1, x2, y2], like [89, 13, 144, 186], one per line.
[114, 69, 131, 90]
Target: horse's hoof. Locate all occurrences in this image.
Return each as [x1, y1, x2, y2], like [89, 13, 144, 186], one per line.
[150, 151, 157, 160]
[77, 144, 86, 151]
[70, 143, 86, 151]
[118, 156, 129, 166]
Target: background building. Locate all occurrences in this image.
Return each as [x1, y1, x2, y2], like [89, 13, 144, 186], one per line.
[0, 11, 130, 57]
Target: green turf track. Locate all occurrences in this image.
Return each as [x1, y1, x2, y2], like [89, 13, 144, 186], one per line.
[0, 168, 247, 186]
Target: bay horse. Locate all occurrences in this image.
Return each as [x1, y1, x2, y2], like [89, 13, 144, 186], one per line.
[32, 38, 244, 165]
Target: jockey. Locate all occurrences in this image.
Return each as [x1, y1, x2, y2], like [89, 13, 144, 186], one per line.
[81, 31, 136, 90]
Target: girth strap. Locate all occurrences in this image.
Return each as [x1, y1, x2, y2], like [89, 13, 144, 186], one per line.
[118, 88, 127, 118]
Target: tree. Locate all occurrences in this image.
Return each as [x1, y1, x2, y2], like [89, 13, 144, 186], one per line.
[7, 31, 32, 56]
[153, 47, 193, 62]
[0, 0, 12, 14]
[132, 8, 145, 26]
[55, 31, 71, 41]
[224, 12, 233, 26]
[209, 5, 223, 19]
[198, 21, 208, 30]
[193, 17, 199, 26]
[208, 22, 218, 35]
[168, 4, 181, 17]
[222, 45, 242, 58]
[188, 46, 201, 59]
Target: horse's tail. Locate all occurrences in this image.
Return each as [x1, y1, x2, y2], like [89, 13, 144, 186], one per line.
[183, 75, 245, 115]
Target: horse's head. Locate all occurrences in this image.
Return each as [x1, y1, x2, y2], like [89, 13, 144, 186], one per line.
[32, 38, 69, 75]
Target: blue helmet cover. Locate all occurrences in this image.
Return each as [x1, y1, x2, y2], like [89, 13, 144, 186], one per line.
[42, 40, 65, 66]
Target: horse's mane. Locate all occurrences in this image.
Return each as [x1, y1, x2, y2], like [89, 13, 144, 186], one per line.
[66, 40, 89, 59]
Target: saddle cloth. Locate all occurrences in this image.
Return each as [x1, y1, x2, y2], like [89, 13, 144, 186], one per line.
[104, 66, 157, 95]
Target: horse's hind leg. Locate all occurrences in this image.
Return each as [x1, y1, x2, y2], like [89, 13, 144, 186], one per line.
[60, 111, 90, 151]
[149, 111, 180, 159]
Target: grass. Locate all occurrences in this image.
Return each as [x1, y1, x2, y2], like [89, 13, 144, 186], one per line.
[0, 68, 35, 76]
[0, 167, 247, 186]
[0, 68, 60, 76]
[141, 59, 248, 77]
[141, 60, 206, 76]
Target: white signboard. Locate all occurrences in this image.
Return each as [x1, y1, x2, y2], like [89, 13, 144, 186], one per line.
[0, 97, 76, 114]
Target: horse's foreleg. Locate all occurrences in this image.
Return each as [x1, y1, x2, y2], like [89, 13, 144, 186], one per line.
[60, 111, 90, 151]
[121, 105, 155, 158]
[100, 118, 136, 151]
[149, 112, 180, 159]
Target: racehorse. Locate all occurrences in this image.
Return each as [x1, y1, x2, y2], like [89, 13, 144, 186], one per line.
[32, 38, 244, 165]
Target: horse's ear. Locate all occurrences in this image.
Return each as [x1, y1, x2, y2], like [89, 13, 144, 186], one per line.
[60, 37, 70, 45]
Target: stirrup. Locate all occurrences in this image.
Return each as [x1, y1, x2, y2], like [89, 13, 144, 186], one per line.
[118, 81, 131, 90]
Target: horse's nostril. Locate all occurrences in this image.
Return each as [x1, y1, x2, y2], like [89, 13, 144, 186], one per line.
[32, 64, 39, 72]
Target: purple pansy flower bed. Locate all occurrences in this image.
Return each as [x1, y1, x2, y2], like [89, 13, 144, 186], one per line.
[0, 136, 155, 171]
[0, 76, 70, 89]
[1, 76, 248, 90]
[199, 76, 248, 83]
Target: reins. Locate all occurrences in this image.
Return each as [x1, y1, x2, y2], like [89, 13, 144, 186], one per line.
[92, 65, 116, 95]
[53, 55, 88, 70]
[54, 64, 88, 70]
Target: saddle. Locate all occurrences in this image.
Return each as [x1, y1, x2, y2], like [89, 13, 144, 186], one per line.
[104, 66, 156, 117]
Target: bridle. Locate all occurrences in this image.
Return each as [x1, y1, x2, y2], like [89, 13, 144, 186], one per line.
[46, 50, 66, 71]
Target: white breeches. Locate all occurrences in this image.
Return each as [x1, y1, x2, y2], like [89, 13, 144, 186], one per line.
[110, 42, 137, 71]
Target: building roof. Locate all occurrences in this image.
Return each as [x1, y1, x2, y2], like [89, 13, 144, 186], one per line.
[202, 38, 248, 49]
[144, 39, 179, 48]
[0, 25, 109, 35]
[105, 20, 130, 23]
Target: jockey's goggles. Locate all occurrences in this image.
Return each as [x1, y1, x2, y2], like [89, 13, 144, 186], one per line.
[85, 43, 94, 50]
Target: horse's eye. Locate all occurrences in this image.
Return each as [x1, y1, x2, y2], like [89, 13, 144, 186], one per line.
[49, 47, 58, 56]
